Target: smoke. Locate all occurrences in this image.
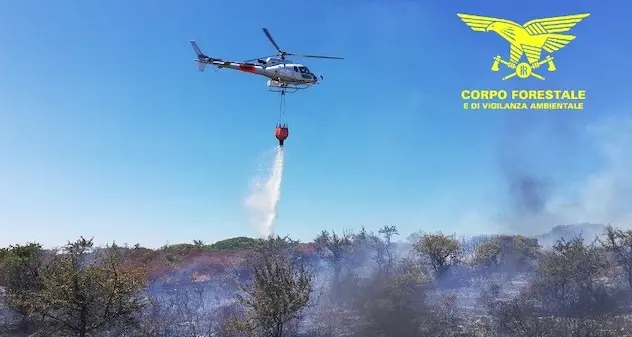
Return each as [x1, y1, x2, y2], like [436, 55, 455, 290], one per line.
[497, 112, 579, 233]
[547, 116, 632, 227]
[245, 146, 285, 237]
[496, 114, 632, 234]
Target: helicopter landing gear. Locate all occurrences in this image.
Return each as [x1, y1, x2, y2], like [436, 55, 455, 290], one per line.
[267, 79, 308, 93]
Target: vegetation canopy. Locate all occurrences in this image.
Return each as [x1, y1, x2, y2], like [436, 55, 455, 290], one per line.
[2, 224, 632, 337]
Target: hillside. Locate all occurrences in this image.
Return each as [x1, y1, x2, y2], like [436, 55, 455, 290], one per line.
[2, 225, 632, 337]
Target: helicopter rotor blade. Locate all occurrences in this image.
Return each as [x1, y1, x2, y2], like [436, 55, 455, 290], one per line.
[260, 28, 342, 60]
[285, 53, 344, 60]
[262, 28, 283, 54]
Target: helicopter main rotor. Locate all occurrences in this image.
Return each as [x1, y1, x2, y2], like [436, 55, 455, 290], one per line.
[244, 28, 343, 63]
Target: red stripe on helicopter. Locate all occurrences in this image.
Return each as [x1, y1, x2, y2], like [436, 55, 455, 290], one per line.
[239, 64, 256, 72]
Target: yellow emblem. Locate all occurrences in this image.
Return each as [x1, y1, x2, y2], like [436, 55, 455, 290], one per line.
[457, 13, 589, 80]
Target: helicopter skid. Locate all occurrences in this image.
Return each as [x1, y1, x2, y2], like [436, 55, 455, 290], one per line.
[267, 79, 310, 93]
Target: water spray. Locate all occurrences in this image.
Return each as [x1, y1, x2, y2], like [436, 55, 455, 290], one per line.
[245, 146, 285, 237]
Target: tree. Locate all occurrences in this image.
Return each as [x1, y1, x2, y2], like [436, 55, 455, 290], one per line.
[530, 235, 613, 317]
[314, 230, 353, 299]
[251, 235, 300, 265]
[413, 232, 461, 278]
[363, 225, 401, 276]
[600, 225, 632, 290]
[234, 236, 312, 337]
[353, 256, 456, 337]
[473, 234, 540, 272]
[378, 225, 399, 272]
[210, 236, 259, 250]
[348, 226, 372, 267]
[34, 237, 146, 337]
[0, 243, 45, 334]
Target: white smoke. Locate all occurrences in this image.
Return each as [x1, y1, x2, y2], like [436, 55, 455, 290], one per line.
[245, 146, 285, 237]
[451, 115, 632, 235]
[547, 115, 632, 226]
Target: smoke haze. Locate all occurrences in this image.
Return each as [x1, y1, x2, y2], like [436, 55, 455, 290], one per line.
[497, 114, 632, 234]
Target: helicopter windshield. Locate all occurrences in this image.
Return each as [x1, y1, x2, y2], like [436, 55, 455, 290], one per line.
[298, 66, 311, 74]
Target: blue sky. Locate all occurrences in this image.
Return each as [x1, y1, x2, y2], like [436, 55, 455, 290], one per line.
[1, 0, 631, 248]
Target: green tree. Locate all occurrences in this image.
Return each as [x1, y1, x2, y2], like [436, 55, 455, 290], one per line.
[600, 225, 632, 290]
[531, 235, 612, 317]
[473, 234, 540, 272]
[250, 235, 300, 265]
[413, 232, 462, 278]
[233, 236, 312, 337]
[0, 242, 45, 334]
[34, 237, 145, 337]
[210, 236, 259, 250]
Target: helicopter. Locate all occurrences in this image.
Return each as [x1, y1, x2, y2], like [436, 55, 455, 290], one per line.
[190, 28, 343, 92]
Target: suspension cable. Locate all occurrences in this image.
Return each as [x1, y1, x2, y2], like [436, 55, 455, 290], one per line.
[278, 89, 286, 124]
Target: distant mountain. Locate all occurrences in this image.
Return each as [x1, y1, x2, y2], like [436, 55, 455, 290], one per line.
[535, 223, 605, 247]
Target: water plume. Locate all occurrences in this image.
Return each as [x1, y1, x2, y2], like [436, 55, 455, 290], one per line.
[245, 146, 285, 237]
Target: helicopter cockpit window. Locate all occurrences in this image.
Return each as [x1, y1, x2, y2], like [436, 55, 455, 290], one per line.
[293, 66, 298, 72]
[298, 66, 310, 74]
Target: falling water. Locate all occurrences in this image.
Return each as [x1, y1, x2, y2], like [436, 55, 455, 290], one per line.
[245, 146, 285, 237]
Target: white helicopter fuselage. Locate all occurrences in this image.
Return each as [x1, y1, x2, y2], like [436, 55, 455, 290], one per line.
[205, 58, 319, 86]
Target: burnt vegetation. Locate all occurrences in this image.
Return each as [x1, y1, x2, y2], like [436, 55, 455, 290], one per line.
[2, 225, 632, 336]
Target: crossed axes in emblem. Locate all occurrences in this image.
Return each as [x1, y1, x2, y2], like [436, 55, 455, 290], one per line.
[491, 55, 556, 80]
